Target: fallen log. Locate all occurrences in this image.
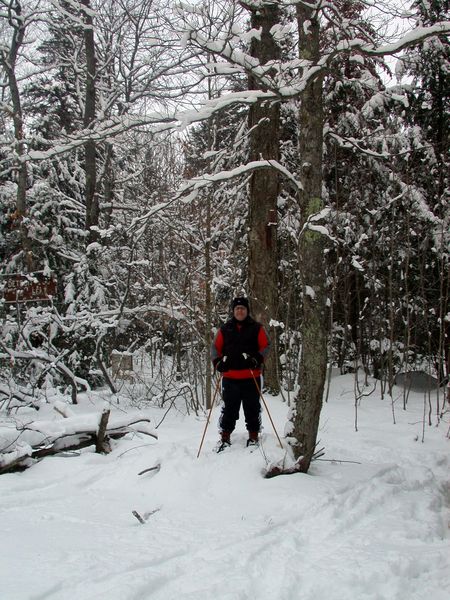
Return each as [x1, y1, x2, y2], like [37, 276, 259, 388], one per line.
[0, 409, 158, 474]
[0, 445, 34, 474]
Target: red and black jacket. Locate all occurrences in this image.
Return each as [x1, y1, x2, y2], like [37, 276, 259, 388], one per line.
[211, 316, 270, 379]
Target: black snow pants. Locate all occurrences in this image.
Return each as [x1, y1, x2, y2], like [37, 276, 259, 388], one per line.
[219, 377, 262, 434]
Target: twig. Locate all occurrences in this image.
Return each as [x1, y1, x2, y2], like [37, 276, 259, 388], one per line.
[132, 510, 146, 524]
[116, 443, 155, 458]
[315, 458, 362, 464]
[155, 395, 178, 429]
[132, 507, 161, 524]
[138, 464, 161, 476]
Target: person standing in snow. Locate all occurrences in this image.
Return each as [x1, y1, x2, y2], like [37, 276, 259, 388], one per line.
[211, 297, 270, 452]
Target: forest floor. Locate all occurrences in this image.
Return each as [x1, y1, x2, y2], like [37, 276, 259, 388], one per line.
[1, 373, 449, 600]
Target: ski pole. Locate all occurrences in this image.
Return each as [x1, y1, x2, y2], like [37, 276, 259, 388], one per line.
[197, 374, 222, 458]
[250, 370, 283, 449]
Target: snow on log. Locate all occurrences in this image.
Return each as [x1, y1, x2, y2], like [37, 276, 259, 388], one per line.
[263, 447, 325, 479]
[0, 445, 33, 475]
[0, 409, 158, 474]
[21, 411, 158, 441]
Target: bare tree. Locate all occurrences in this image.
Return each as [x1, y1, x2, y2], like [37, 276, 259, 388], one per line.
[287, 2, 328, 471]
[0, 0, 39, 269]
[80, 0, 99, 242]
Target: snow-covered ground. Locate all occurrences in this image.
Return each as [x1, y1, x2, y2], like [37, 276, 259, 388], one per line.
[1, 374, 449, 600]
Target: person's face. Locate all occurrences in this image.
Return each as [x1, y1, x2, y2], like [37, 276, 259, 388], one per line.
[233, 305, 248, 321]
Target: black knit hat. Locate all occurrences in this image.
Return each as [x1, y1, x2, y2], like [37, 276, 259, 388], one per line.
[232, 297, 249, 311]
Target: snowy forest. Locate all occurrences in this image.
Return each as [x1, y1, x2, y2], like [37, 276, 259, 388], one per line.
[0, 0, 449, 475]
[1, 2, 450, 598]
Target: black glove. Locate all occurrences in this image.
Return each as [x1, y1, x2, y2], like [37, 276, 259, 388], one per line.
[213, 356, 229, 373]
[242, 353, 263, 369]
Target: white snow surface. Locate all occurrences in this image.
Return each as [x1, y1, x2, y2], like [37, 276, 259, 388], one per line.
[1, 374, 449, 600]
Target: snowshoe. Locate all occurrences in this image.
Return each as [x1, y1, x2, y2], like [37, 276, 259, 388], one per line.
[216, 440, 231, 453]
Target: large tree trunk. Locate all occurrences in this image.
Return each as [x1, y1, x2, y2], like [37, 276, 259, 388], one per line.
[204, 191, 213, 409]
[81, 0, 99, 244]
[2, 2, 33, 270]
[9, 69, 32, 269]
[289, 4, 328, 472]
[247, 2, 280, 393]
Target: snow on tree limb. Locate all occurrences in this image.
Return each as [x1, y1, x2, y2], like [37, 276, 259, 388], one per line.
[127, 158, 303, 234]
[357, 22, 450, 56]
[183, 159, 303, 192]
[0, 345, 90, 403]
[9, 13, 446, 175]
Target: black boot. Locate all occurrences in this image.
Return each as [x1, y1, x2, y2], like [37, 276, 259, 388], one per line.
[217, 432, 231, 453]
[246, 431, 259, 447]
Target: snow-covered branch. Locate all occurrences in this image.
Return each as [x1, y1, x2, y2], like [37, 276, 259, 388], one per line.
[358, 22, 450, 56]
[0, 344, 90, 405]
[128, 158, 302, 233]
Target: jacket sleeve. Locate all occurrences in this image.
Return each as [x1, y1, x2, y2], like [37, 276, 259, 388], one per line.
[257, 325, 270, 360]
[211, 329, 224, 363]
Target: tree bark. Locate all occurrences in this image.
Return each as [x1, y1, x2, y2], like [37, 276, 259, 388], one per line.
[96, 406, 111, 453]
[289, 4, 328, 472]
[81, 0, 99, 243]
[204, 191, 213, 409]
[1, 1, 33, 269]
[247, 2, 281, 393]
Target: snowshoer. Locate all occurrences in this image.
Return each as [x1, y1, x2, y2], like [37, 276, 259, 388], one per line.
[211, 297, 270, 452]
